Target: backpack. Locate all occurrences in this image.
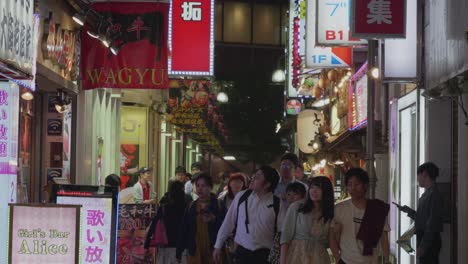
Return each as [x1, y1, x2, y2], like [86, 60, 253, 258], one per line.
[232, 190, 280, 237]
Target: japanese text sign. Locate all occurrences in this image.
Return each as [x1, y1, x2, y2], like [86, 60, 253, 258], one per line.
[117, 204, 156, 263]
[0, 0, 35, 75]
[348, 62, 368, 130]
[169, 0, 214, 76]
[351, 0, 406, 38]
[317, 0, 367, 45]
[81, 2, 170, 89]
[306, 0, 352, 68]
[0, 82, 19, 177]
[57, 197, 114, 264]
[8, 204, 81, 264]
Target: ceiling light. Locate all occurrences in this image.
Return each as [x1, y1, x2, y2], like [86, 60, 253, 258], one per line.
[275, 123, 281, 133]
[320, 159, 327, 167]
[72, 13, 85, 26]
[87, 30, 99, 38]
[223, 156, 236, 161]
[272, 69, 286, 83]
[370, 67, 380, 79]
[217, 92, 228, 103]
[21, 91, 34, 101]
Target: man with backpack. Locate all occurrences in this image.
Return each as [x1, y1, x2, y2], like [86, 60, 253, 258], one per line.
[213, 165, 280, 264]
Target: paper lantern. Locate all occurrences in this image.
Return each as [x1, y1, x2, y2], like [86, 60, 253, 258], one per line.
[328, 70, 339, 82]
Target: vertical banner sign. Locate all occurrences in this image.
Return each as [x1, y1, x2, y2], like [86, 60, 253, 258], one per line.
[169, 0, 214, 76]
[306, 0, 352, 68]
[351, 0, 406, 38]
[316, 0, 367, 45]
[383, 0, 418, 80]
[0, 82, 19, 264]
[8, 204, 81, 264]
[348, 62, 368, 130]
[58, 196, 114, 264]
[81, 3, 169, 89]
[0, 0, 35, 75]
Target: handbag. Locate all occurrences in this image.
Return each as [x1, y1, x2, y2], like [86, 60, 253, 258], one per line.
[150, 206, 169, 247]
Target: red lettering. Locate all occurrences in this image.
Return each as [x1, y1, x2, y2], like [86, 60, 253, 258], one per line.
[326, 30, 335, 40]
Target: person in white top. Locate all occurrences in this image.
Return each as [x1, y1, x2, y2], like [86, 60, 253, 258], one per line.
[330, 168, 391, 264]
[213, 165, 280, 264]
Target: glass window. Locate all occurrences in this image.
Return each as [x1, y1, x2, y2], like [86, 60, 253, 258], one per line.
[253, 4, 280, 45]
[223, 1, 252, 43]
[281, 4, 288, 46]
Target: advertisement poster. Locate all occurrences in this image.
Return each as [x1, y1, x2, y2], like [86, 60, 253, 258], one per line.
[81, 2, 169, 89]
[117, 204, 156, 264]
[348, 62, 368, 130]
[8, 204, 81, 264]
[57, 196, 114, 264]
[120, 106, 148, 189]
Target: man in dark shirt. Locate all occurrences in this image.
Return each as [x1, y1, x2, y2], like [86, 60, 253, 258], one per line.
[401, 162, 444, 264]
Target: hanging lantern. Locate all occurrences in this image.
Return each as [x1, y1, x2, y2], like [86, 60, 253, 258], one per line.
[313, 86, 323, 98]
[328, 69, 339, 82]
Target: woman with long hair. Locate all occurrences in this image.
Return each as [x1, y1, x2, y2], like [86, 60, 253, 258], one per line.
[218, 173, 247, 209]
[145, 181, 191, 264]
[176, 173, 227, 264]
[279, 176, 335, 264]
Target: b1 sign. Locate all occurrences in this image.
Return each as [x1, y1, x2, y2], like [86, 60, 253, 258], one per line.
[306, 0, 352, 68]
[317, 0, 366, 45]
[169, 0, 214, 76]
[351, 0, 406, 38]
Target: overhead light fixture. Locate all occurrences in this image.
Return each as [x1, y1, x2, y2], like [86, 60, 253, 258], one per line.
[272, 69, 286, 83]
[370, 67, 380, 79]
[334, 159, 345, 165]
[54, 89, 72, 114]
[72, 13, 85, 26]
[110, 45, 119, 55]
[312, 98, 330, 108]
[223, 156, 236, 161]
[320, 159, 327, 167]
[186, 145, 192, 149]
[21, 90, 34, 101]
[275, 123, 281, 133]
[217, 92, 229, 103]
[87, 30, 99, 39]
[102, 39, 110, 48]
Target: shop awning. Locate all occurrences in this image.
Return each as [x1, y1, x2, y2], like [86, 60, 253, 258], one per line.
[324, 121, 386, 153]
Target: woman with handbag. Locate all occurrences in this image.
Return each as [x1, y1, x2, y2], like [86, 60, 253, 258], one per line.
[176, 173, 227, 264]
[145, 181, 191, 264]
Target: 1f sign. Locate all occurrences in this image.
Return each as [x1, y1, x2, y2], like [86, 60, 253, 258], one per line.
[317, 0, 367, 45]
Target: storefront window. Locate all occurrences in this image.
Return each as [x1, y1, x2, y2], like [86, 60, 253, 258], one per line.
[253, 4, 280, 45]
[19, 93, 34, 203]
[223, 1, 252, 43]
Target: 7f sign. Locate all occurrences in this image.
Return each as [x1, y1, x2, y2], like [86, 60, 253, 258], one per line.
[169, 0, 214, 76]
[351, 0, 406, 38]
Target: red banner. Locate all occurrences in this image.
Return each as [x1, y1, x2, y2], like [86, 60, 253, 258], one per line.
[81, 2, 169, 89]
[351, 0, 406, 38]
[169, 0, 214, 76]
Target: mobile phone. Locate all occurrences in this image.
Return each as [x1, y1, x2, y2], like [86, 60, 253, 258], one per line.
[392, 202, 403, 210]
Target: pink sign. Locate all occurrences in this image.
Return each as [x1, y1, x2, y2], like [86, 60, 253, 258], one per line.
[8, 204, 81, 263]
[351, 0, 406, 38]
[348, 62, 368, 130]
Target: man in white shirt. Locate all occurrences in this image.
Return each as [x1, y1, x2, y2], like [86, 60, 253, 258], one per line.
[213, 165, 280, 264]
[330, 168, 390, 264]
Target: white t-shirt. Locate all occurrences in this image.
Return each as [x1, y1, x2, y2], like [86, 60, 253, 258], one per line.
[333, 199, 390, 264]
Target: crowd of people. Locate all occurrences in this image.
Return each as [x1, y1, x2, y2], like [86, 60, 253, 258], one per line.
[109, 153, 443, 264]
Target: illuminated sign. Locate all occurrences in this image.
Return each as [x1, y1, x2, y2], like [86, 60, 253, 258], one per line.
[55, 184, 119, 264]
[316, 0, 367, 46]
[348, 62, 368, 130]
[169, 0, 214, 76]
[306, 0, 352, 68]
[8, 204, 81, 264]
[351, 0, 406, 38]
